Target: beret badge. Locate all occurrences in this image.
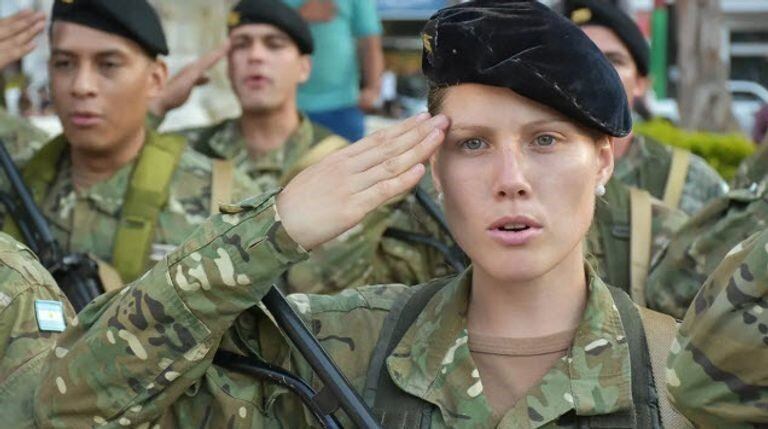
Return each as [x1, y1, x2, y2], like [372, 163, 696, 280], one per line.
[228, 11, 241, 27]
[571, 8, 592, 25]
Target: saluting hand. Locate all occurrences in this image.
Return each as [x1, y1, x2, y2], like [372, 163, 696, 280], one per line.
[148, 40, 230, 117]
[277, 113, 449, 250]
[0, 9, 46, 70]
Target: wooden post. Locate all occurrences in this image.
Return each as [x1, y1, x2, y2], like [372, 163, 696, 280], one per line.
[676, 0, 739, 133]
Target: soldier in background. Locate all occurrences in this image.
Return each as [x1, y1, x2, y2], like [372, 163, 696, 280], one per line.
[1, 0, 253, 286]
[564, 0, 728, 216]
[667, 227, 768, 428]
[151, 0, 456, 294]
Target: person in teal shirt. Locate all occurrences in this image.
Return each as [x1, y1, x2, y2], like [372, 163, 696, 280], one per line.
[284, 0, 384, 141]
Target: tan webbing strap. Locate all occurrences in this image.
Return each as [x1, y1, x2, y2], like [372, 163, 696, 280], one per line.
[210, 159, 235, 216]
[93, 256, 124, 292]
[638, 309, 694, 428]
[280, 135, 349, 185]
[663, 148, 690, 208]
[629, 187, 652, 306]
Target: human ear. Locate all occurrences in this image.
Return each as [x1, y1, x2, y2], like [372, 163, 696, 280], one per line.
[595, 136, 614, 188]
[298, 55, 312, 84]
[633, 75, 650, 100]
[146, 58, 168, 99]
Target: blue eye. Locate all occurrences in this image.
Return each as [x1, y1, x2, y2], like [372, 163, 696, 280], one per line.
[534, 135, 556, 147]
[460, 138, 487, 150]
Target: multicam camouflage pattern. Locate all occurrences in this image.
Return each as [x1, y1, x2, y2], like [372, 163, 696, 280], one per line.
[0, 130, 254, 276]
[646, 179, 768, 319]
[0, 232, 75, 427]
[0, 107, 49, 166]
[35, 193, 644, 428]
[179, 115, 454, 293]
[667, 228, 768, 428]
[614, 135, 728, 216]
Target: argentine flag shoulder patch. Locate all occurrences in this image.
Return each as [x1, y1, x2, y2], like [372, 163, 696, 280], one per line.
[35, 300, 67, 332]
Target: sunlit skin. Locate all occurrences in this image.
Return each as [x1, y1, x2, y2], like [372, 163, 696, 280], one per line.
[431, 84, 614, 336]
[49, 22, 166, 160]
[227, 23, 311, 114]
[581, 25, 649, 159]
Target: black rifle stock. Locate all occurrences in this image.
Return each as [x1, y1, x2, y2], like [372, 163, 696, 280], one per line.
[0, 138, 103, 311]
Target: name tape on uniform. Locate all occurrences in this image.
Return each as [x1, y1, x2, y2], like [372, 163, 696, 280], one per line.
[35, 300, 67, 332]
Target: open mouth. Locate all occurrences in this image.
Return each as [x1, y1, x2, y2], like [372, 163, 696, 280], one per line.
[496, 223, 531, 232]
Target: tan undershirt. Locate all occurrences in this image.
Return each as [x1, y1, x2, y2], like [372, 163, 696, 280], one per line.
[468, 329, 577, 418]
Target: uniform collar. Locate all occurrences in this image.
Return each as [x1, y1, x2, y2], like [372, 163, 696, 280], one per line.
[385, 265, 633, 428]
[205, 113, 315, 176]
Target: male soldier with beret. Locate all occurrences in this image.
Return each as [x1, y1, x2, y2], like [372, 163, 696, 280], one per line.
[151, 0, 456, 294]
[0, 0, 253, 289]
[565, 0, 728, 216]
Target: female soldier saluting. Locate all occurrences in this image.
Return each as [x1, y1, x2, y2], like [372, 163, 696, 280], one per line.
[34, 1, 690, 427]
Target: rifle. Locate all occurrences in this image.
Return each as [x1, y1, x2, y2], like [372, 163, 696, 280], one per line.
[0, 138, 103, 311]
[215, 287, 381, 428]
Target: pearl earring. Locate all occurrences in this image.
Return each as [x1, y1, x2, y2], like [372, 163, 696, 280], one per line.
[595, 184, 606, 197]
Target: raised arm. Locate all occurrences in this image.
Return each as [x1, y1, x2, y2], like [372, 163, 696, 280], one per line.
[35, 113, 448, 427]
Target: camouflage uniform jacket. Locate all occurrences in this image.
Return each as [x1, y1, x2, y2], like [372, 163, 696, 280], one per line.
[0, 107, 49, 166]
[179, 116, 455, 293]
[614, 135, 728, 216]
[36, 192, 659, 428]
[0, 232, 75, 427]
[646, 180, 768, 319]
[586, 178, 688, 308]
[667, 227, 768, 428]
[732, 142, 768, 189]
[0, 130, 253, 276]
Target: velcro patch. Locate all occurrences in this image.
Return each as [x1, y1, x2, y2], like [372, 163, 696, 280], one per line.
[35, 300, 67, 332]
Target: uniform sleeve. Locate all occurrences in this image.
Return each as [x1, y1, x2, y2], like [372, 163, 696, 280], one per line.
[34, 191, 309, 428]
[0, 236, 76, 427]
[352, 0, 383, 38]
[666, 229, 768, 428]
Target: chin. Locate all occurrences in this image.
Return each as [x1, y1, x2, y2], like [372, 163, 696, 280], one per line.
[471, 246, 564, 283]
[65, 130, 111, 151]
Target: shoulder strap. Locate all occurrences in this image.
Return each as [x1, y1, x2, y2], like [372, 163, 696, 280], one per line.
[601, 286, 663, 429]
[363, 280, 446, 428]
[3, 136, 67, 240]
[281, 134, 349, 186]
[593, 180, 631, 292]
[210, 159, 235, 216]
[629, 187, 652, 307]
[638, 308, 693, 429]
[111, 132, 186, 282]
[663, 148, 691, 209]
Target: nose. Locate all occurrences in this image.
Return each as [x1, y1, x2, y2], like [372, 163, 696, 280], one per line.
[70, 64, 97, 99]
[492, 146, 532, 199]
[246, 41, 267, 63]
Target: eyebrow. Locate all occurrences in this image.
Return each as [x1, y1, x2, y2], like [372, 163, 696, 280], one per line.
[51, 48, 128, 58]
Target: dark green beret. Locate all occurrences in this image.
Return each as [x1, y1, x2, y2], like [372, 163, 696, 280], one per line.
[229, 0, 313, 55]
[51, 0, 168, 57]
[564, 0, 650, 76]
[422, 0, 631, 138]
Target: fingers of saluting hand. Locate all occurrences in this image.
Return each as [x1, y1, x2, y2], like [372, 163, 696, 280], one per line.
[351, 116, 448, 193]
[0, 10, 46, 42]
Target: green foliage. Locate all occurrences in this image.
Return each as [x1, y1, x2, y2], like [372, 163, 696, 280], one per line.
[634, 118, 755, 180]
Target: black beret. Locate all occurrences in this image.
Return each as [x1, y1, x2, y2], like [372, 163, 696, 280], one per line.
[564, 0, 650, 76]
[422, 0, 631, 137]
[228, 0, 314, 55]
[51, 0, 168, 57]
